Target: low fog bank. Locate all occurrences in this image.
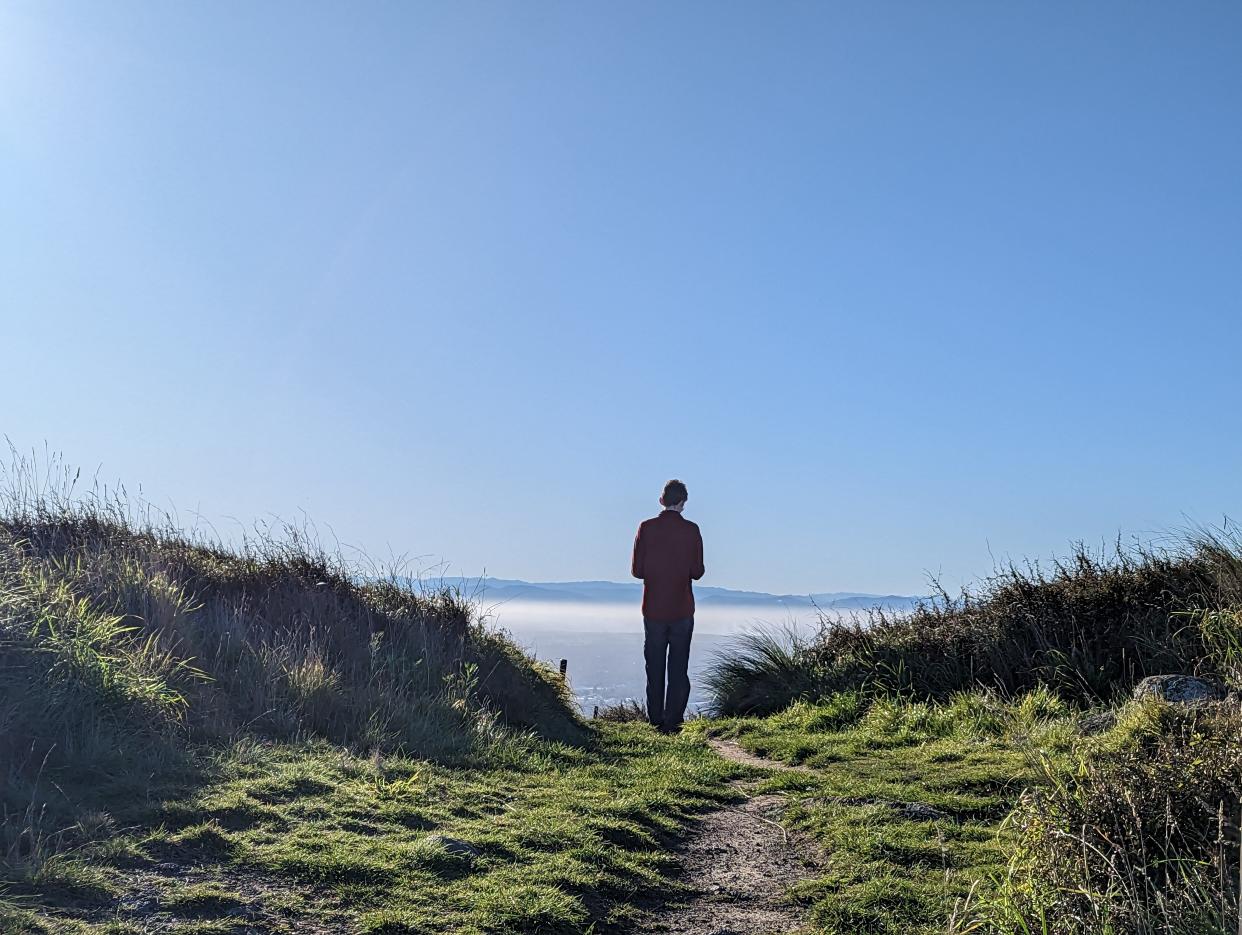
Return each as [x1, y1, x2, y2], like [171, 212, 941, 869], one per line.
[511, 627, 734, 715]
[482, 599, 844, 713]
[481, 598, 835, 637]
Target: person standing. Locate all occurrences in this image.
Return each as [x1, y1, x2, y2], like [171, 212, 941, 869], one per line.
[630, 479, 705, 733]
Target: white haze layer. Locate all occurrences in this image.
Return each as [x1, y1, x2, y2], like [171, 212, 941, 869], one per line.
[480, 599, 835, 637]
[480, 599, 848, 714]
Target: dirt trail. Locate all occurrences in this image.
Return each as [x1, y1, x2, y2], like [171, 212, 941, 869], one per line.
[632, 739, 819, 935]
[706, 739, 801, 772]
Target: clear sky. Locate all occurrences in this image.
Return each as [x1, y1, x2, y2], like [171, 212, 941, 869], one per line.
[3, 2, 1240, 596]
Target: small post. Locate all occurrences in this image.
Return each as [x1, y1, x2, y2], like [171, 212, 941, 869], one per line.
[559, 658, 568, 678]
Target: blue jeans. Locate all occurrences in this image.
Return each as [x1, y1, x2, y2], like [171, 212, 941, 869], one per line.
[643, 616, 694, 728]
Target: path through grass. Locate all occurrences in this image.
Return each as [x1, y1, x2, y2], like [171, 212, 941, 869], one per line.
[694, 690, 1077, 935]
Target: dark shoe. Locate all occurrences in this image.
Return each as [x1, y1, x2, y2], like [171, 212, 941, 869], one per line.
[659, 723, 683, 735]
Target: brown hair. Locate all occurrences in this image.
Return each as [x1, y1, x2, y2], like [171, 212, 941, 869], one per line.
[661, 479, 688, 506]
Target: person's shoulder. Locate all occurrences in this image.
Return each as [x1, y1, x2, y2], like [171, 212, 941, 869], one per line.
[683, 517, 702, 532]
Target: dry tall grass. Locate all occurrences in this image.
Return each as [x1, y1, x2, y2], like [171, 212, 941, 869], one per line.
[706, 534, 1242, 716]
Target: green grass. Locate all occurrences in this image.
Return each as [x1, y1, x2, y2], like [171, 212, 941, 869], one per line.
[1, 723, 743, 934]
[693, 690, 1078, 935]
[5, 457, 1238, 933]
[695, 529, 1242, 932]
[1, 457, 736, 933]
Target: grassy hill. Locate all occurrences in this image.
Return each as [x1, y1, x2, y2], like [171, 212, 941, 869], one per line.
[3, 461, 1239, 934]
[700, 534, 1242, 934]
[0, 478, 740, 933]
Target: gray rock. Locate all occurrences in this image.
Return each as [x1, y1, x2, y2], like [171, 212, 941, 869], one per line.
[426, 834, 480, 861]
[1077, 710, 1117, 736]
[892, 802, 947, 822]
[1132, 675, 1225, 704]
[121, 896, 160, 915]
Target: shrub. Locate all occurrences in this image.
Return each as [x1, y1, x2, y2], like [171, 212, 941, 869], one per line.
[707, 536, 1242, 716]
[1191, 606, 1242, 688]
[992, 701, 1242, 934]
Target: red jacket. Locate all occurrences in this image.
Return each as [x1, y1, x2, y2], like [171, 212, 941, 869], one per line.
[631, 510, 705, 622]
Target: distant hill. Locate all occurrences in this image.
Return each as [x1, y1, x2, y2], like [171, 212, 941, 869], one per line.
[420, 577, 922, 613]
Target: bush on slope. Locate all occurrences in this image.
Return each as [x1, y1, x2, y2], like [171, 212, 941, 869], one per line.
[706, 536, 1242, 716]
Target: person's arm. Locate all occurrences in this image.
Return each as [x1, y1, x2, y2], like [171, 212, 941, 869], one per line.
[631, 525, 645, 579]
[690, 526, 705, 581]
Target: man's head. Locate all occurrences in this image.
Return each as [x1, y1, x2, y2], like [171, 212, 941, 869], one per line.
[659, 479, 688, 512]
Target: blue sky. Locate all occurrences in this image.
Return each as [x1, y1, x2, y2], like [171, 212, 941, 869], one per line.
[3, 2, 1240, 595]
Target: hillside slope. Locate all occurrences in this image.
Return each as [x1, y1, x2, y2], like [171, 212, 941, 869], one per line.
[701, 535, 1242, 934]
[0, 487, 742, 933]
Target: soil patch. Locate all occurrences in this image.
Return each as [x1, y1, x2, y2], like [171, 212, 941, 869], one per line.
[707, 739, 802, 772]
[630, 739, 819, 934]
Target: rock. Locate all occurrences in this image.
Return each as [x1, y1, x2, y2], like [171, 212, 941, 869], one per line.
[892, 802, 947, 822]
[1132, 675, 1225, 704]
[426, 834, 480, 861]
[1076, 710, 1117, 736]
[121, 896, 160, 915]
